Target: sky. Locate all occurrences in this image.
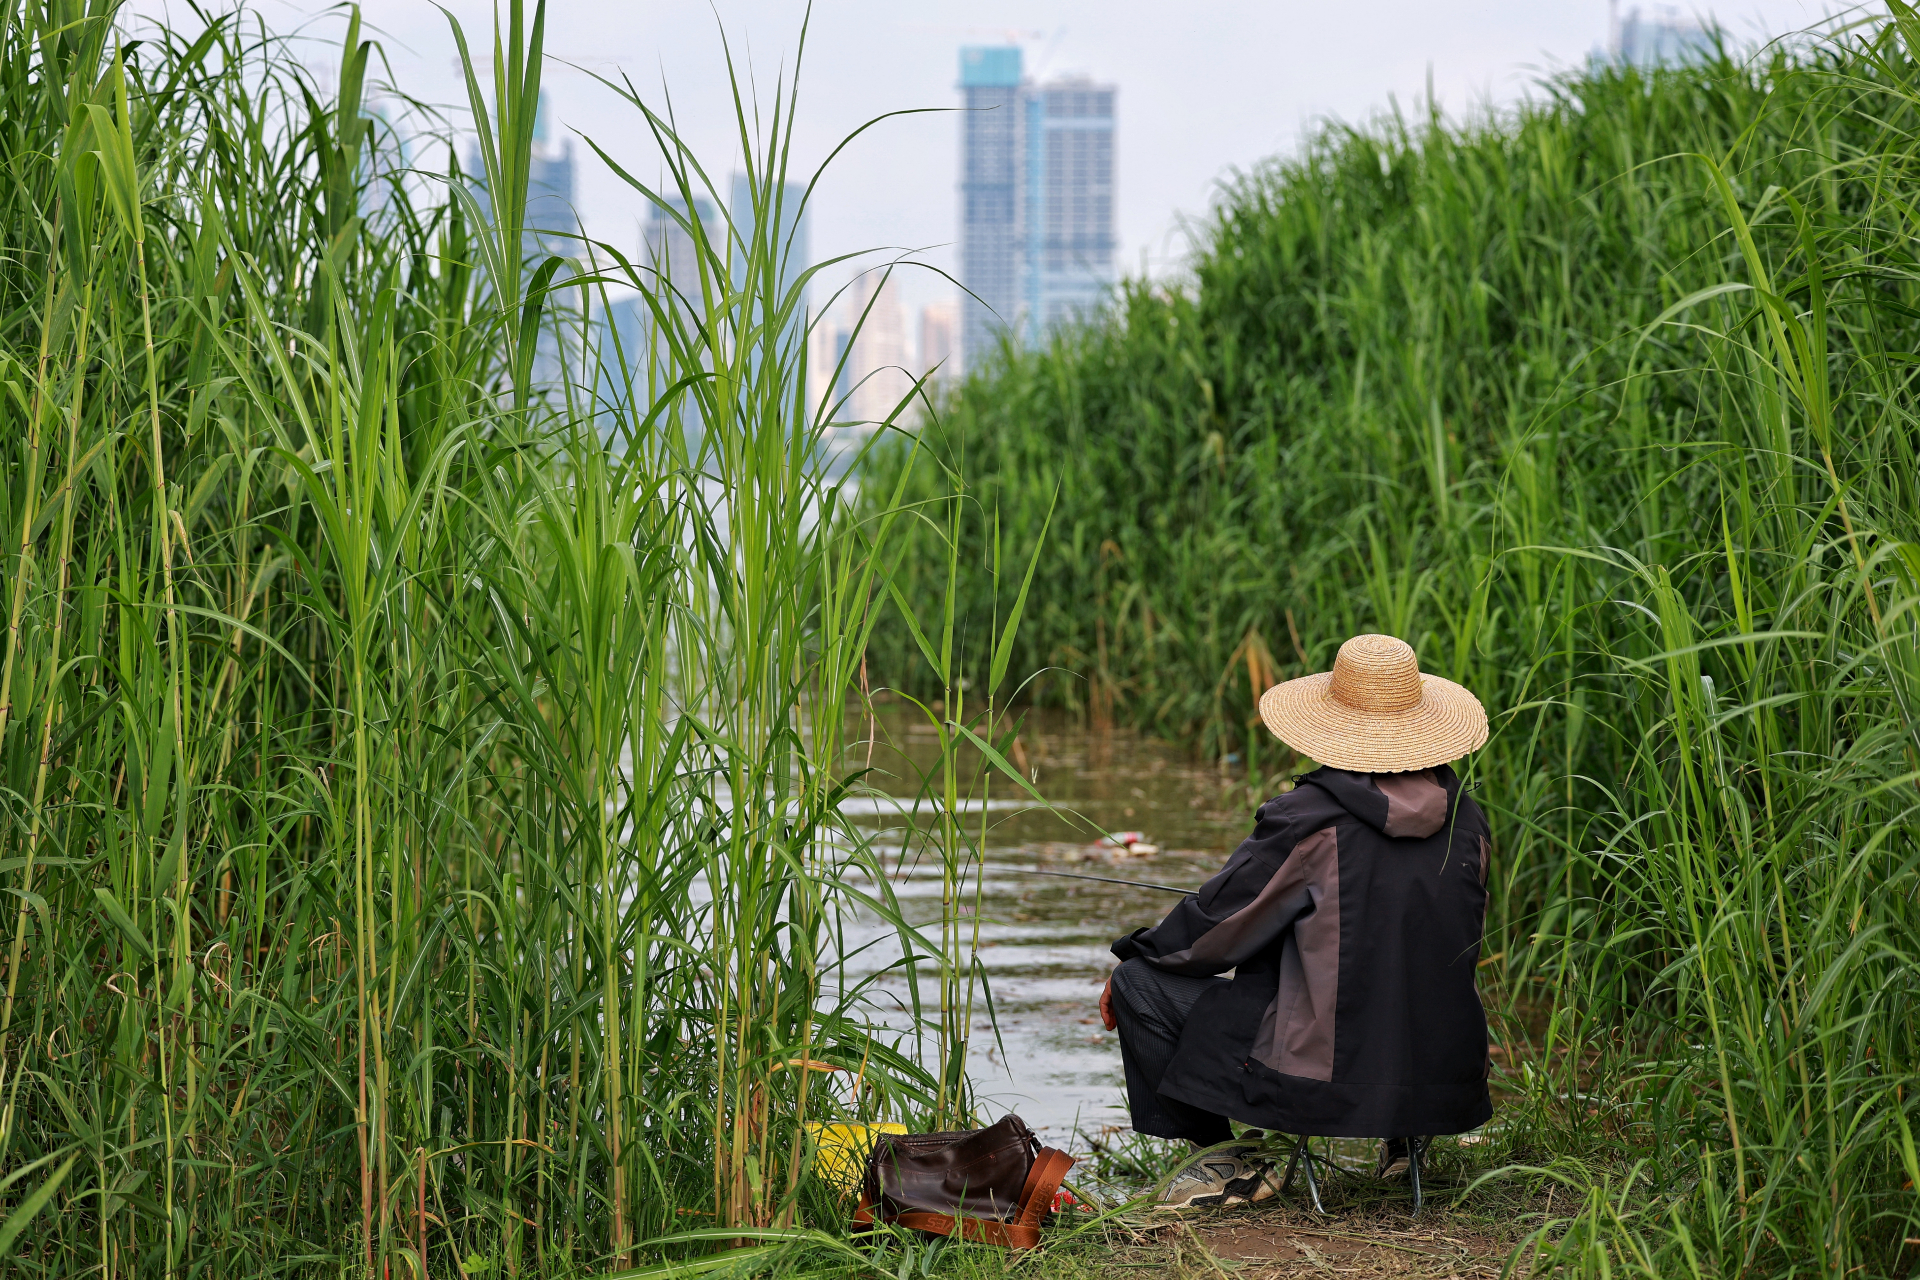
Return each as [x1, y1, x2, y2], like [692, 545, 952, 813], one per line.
[126, 0, 1854, 330]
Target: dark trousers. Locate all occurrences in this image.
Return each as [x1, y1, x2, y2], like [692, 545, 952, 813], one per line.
[1108, 957, 1235, 1146]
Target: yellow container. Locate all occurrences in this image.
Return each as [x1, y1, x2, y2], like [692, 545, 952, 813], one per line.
[806, 1122, 907, 1192]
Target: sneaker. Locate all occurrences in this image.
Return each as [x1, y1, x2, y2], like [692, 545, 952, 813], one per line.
[1155, 1144, 1279, 1209]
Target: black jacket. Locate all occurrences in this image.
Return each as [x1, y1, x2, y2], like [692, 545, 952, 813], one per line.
[1111, 765, 1492, 1138]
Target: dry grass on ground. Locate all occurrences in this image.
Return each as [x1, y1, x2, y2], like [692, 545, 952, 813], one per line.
[1034, 1162, 1550, 1280]
[1183, 1206, 1514, 1278]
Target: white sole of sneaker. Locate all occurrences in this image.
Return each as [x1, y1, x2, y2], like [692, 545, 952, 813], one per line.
[1151, 1196, 1231, 1211]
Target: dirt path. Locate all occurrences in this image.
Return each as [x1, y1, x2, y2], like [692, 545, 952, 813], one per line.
[1068, 1193, 1531, 1280]
[1185, 1210, 1513, 1278]
[1051, 1141, 1547, 1279]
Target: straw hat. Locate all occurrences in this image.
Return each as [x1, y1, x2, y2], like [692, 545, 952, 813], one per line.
[1258, 634, 1487, 773]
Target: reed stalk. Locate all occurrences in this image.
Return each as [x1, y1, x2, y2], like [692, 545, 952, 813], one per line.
[867, 14, 1920, 1275]
[0, 0, 1001, 1274]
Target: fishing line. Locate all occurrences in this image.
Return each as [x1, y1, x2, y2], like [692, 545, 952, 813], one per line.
[1022, 867, 1193, 895]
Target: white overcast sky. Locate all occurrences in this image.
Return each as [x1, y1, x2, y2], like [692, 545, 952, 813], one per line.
[126, 1, 1854, 325]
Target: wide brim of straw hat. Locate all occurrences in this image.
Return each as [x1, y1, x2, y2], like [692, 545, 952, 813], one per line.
[1258, 671, 1489, 773]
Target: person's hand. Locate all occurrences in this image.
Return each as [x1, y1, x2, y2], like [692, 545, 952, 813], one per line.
[1099, 977, 1117, 1031]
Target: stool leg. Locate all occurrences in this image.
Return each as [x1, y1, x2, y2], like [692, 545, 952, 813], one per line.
[1408, 1135, 1427, 1217]
[1277, 1134, 1329, 1214]
[1298, 1137, 1326, 1215]
[1279, 1135, 1304, 1196]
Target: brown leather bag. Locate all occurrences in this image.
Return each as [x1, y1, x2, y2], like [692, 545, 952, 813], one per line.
[852, 1114, 1075, 1250]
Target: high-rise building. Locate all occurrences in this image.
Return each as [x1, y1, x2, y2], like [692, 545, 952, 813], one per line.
[957, 46, 1116, 370]
[599, 195, 716, 436]
[466, 94, 579, 391]
[593, 195, 706, 440]
[1610, 5, 1717, 67]
[730, 175, 810, 332]
[467, 93, 576, 260]
[849, 273, 911, 427]
[1032, 77, 1116, 333]
[360, 100, 411, 217]
[811, 271, 912, 430]
[524, 100, 575, 257]
[918, 299, 958, 386]
[602, 187, 809, 447]
[642, 195, 717, 303]
[959, 46, 1026, 371]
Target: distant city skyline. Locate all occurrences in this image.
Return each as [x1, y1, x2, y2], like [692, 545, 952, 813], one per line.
[130, 0, 1843, 337]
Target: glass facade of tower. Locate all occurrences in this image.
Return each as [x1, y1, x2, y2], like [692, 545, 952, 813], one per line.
[642, 195, 717, 300]
[1036, 79, 1115, 331]
[730, 175, 810, 369]
[958, 47, 1116, 370]
[465, 94, 578, 391]
[466, 93, 575, 260]
[1617, 7, 1717, 67]
[959, 46, 1026, 371]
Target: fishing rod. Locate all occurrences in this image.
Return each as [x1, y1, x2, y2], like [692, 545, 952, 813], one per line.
[1023, 867, 1194, 895]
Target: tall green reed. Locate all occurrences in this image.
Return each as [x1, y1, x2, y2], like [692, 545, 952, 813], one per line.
[0, 1, 1012, 1275]
[866, 15, 1920, 1276]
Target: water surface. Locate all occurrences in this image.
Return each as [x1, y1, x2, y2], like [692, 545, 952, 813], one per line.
[842, 707, 1253, 1148]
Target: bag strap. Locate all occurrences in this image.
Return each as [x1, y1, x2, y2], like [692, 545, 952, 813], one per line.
[1014, 1147, 1075, 1228]
[892, 1211, 1041, 1250]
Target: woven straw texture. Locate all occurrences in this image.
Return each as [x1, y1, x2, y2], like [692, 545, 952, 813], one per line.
[1259, 634, 1488, 773]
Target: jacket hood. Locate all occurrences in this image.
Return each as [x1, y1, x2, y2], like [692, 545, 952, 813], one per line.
[1304, 764, 1459, 839]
